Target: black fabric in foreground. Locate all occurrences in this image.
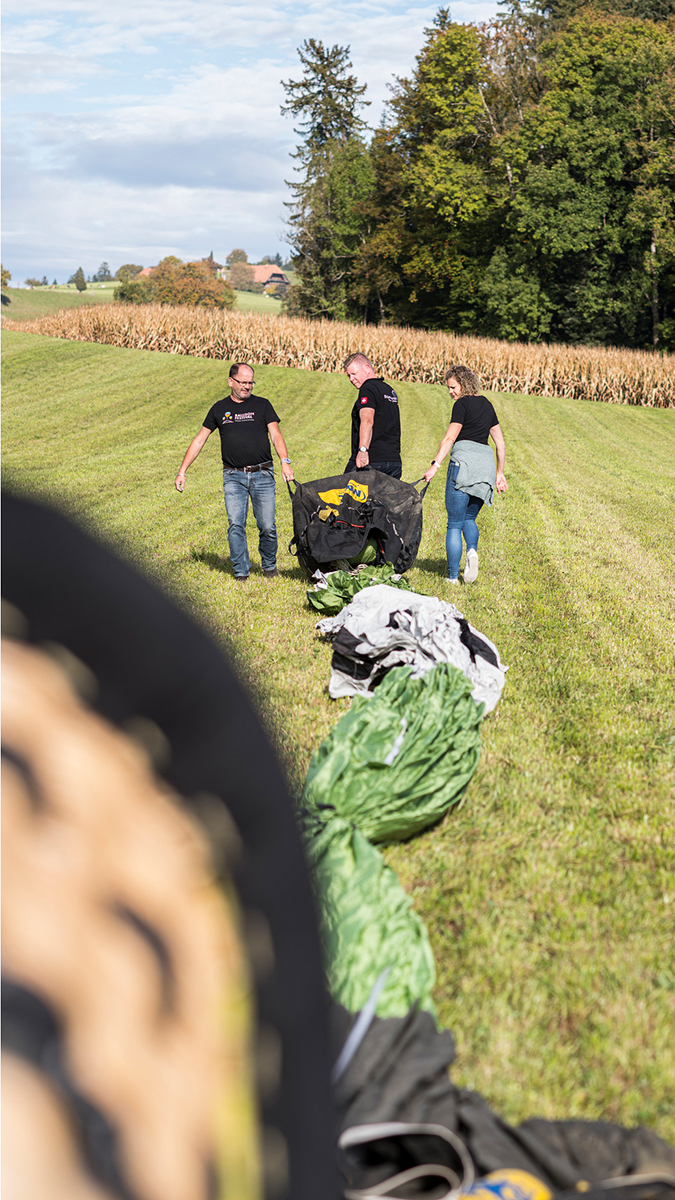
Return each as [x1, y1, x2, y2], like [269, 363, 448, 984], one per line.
[332, 1005, 675, 1195]
[2, 491, 338, 1200]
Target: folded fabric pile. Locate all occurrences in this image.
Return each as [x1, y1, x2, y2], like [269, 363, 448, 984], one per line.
[304, 664, 483, 843]
[301, 662, 483, 1016]
[301, 578, 506, 1020]
[303, 813, 436, 1018]
[317, 584, 507, 713]
[307, 563, 414, 616]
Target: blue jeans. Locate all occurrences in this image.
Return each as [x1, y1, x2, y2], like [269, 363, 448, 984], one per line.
[343, 460, 403, 479]
[445, 461, 484, 579]
[222, 467, 277, 576]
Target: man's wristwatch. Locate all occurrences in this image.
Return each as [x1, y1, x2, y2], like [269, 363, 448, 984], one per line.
[282, 457, 291, 464]
[359, 446, 368, 454]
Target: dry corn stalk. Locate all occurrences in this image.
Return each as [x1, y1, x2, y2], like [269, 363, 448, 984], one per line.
[4, 303, 673, 407]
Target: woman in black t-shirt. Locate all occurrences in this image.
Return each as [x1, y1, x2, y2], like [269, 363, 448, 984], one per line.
[423, 365, 507, 584]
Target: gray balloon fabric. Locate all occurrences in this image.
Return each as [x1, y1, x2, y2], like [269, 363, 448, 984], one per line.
[317, 585, 507, 713]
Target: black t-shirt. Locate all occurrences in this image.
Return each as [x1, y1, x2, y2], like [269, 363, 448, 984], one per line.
[451, 395, 499, 445]
[203, 395, 280, 468]
[351, 378, 401, 462]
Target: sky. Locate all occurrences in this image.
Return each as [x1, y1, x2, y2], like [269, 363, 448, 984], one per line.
[2, 0, 499, 284]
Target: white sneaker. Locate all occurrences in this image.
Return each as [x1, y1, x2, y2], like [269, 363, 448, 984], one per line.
[464, 549, 479, 583]
[446, 577, 459, 584]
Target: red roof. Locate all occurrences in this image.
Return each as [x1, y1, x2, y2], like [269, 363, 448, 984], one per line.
[250, 265, 289, 285]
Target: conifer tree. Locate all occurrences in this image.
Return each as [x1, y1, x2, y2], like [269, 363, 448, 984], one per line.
[281, 40, 368, 185]
[281, 41, 373, 319]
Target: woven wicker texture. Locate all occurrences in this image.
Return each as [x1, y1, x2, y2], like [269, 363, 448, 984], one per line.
[2, 638, 256, 1200]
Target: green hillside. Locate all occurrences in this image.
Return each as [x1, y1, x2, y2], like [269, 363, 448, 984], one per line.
[3, 329, 674, 1139]
[2, 283, 116, 321]
[1, 283, 281, 320]
[233, 289, 282, 314]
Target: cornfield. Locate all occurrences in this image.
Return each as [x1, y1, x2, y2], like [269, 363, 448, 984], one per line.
[4, 303, 673, 407]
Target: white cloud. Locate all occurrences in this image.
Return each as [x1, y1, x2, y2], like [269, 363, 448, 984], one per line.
[2, 172, 290, 276]
[2, 0, 500, 278]
[4, 63, 291, 184]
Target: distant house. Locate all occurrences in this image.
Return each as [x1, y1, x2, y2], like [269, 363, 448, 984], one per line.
[138, 267, 154, 277]
[251, 265, 290, 290]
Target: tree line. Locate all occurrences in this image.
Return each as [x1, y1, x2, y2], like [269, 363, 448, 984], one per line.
[281, 1, 675, 349]
[2, 253, 288, 309]
[113, 252, 289, 307]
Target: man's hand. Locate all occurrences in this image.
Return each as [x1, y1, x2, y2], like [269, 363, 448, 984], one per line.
[423, 462, 440, 484]
[355, 449, 369, 469]
[281, 462, 295, 483]
[175, 427, 210, 492]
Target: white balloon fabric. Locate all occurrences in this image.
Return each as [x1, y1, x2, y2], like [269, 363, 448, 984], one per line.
[316, 584, 507, 714]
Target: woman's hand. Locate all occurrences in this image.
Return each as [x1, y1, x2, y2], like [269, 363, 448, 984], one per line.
[423, 462, 440, 484]
[496, 471, 508, 494]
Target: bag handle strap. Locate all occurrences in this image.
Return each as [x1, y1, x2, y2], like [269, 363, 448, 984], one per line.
[286, 479, 299, 500]
[410, 477, 431, 500]
[339, 1122, 473, 1200]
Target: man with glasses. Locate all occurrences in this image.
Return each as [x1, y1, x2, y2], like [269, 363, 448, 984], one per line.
[175, 362, 294, 580]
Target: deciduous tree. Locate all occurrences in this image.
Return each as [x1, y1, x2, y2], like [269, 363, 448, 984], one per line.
[227, 262, 264, 293]
[115, 264, 143, 282]
[484, 11, 675, 345]
[353, 12, 498, 328]
[114, 257, 234, 309]
[226, 248, 248, 267]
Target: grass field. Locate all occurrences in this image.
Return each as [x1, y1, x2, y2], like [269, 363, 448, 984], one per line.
[1, 282, 117, 321]
[1, 283, 281, 321]
[232, 289, 282, 315]
[3, 329, 674, 1141]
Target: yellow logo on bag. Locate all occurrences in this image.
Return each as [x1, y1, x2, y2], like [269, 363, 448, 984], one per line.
[318, 479, 369, 507]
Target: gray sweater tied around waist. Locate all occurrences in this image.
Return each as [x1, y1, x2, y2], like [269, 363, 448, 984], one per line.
[450, 441, 496, 506]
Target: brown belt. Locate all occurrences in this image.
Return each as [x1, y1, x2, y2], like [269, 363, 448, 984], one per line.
[227, 460, 273, 474]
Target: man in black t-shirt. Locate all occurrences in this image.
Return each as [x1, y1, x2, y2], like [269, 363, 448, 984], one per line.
[174, 363, 294, 581]
[343, 352, 402, 479]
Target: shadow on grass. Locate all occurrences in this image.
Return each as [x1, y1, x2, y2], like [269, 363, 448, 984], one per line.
[190, 548, 232, 575]
[190, 548, 309, 583]
[413, 556, 448, 576]
[285, 563, 310, 582]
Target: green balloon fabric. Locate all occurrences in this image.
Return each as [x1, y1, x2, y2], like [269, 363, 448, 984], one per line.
[304, 813, 436, 1018]
[304, 664, 483, 843]
[306, 562, 414, 616]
